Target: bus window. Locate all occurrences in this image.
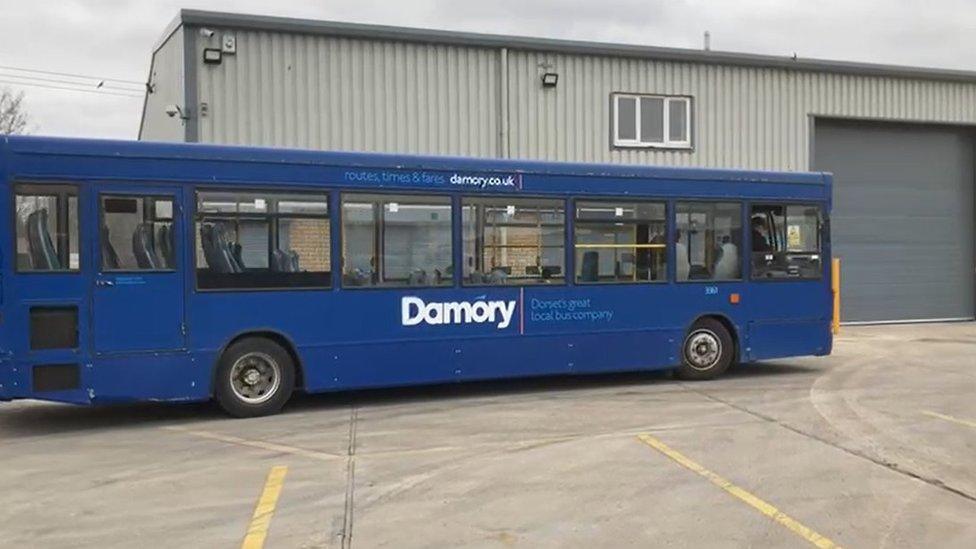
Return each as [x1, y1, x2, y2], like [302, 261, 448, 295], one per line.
[574, 200, 666, 283]
[675, 202, 742, 281]
[14, 185, 79, 272]
[101, 196, 174, 271]
[195, 190, 331, 289]
[462, 197, 565, 285]
[341, 194, 452, 288]
[751, 204, 822, 279]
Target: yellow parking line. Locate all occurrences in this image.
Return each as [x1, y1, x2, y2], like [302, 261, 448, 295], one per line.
[923, 410, 976, 429]
[242, 465, 288, 549]
[636, 434, 841, 549]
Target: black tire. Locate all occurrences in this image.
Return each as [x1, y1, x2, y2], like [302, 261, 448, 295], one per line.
[214, 337, 295, 418]
[676, 318, 734, 381]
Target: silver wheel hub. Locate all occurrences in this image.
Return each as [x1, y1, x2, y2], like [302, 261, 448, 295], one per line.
[230, 352, 281, 405]
[685, 330, 722, 370]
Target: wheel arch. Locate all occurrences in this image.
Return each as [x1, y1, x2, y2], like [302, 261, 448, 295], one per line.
[211, 329, 306, 395]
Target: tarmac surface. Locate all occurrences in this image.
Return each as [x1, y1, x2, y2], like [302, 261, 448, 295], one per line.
[1, 322, 975, 548]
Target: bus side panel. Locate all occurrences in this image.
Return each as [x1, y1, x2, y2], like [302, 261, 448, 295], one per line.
[89, 352, 211, 403]
[568, 329, 681, 373]
[747, 320, 832, 360]
[741, 281, 833, 360]
[304, 340, 459, 391]
[453, 335, 575, 381]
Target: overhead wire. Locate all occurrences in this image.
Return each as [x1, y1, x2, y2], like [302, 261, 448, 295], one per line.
[0, 64, 143, 86]
[0, 72, 144, 94]
[0, 79, 144, 99]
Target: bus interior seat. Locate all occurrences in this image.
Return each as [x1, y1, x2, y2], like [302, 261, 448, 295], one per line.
[541, 265, 561, 278]
[581, 251, 599, 282]
[132, 223, 159, 269]
[272, 249, 296, 272]
[689, 265, 711, 279]
[101, 225, 121, 270]
[287, 250, 300, 271]
[409, 269, 428, 286]
[271, 249, 288, 272]
[213, 224, 244, 273]
[26, 209, 61, 270]
[230, 243, 245, 272]
[200, 223, 238, 274]
[155, 224, 173, 268]
[343, 268, 372, 286]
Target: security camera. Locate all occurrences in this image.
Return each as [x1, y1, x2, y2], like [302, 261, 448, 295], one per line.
[200, 28, 215, 38]
[164, 104, 183, 118]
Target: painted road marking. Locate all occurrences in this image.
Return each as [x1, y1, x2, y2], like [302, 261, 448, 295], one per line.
[923, 410, 976, 429]
[636, 433, 841, 549]
[163, 426, 343, 461]
[242, 465, 288, 549]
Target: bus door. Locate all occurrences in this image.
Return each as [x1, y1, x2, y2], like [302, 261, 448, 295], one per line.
[91, 185, 185, 353]
[6, 183, 88, 401]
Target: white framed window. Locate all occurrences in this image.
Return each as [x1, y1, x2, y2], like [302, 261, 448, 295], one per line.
[612, 93, 691, 149]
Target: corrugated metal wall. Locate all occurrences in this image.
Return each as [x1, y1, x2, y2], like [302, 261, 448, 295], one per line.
[183, 25, 976, 171]
[139, 27, 186, 142]
[195, 28, 498, 156]
[508, 50, 976, 170]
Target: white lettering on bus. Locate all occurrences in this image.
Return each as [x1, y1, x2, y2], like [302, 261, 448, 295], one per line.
[401, 296, 517, 329]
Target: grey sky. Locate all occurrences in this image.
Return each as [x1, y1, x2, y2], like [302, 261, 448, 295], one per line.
[2, 0, 973, 139]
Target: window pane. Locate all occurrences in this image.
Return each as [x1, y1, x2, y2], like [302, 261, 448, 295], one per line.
[68, 196, 80, 269]
[279, 218, 331, 274]
[675, 202, 742, 281]
[342, 194, 452, 288]
[751, 204, 822, 279]
[101, 196, 174, 271]
[196, 190, 330, 289]
[575, 201, 666, 283]
[668, 98, 689, 142]
[463, 197, 565, 285]
[15, 189, 78, 272]
[616, 96, 637, 141]
[640, 97, 664, 144]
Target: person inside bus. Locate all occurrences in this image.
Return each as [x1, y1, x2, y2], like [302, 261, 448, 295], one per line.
[675, 229, 690, 281]
[714, 235, 739, 279]
[751, 216, 773, 252]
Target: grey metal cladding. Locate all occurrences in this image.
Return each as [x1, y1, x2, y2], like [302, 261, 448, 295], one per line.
[177, 9, 976, 84]
[162, 11, 976, 172]
[139, 25, 187, 142]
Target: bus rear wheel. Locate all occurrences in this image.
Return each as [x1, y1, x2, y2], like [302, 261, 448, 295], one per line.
[676, 318, 733, 381]
[215, 337, 295, 418]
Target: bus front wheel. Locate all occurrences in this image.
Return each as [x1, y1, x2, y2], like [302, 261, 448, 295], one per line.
[676, 319, 733, 381]
[215, 337, 295, 418]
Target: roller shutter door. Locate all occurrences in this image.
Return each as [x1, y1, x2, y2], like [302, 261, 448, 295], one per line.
[813, 120, 975, 322]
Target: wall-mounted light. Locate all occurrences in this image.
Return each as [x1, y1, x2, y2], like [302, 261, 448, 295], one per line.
[541, 72, 559, 88]
[203, 48, 222, 65]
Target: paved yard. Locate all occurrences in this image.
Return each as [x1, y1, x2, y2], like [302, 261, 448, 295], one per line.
[1, 323, 975, 548]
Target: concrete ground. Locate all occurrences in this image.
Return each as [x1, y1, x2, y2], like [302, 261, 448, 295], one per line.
[1, 322, 975, 548]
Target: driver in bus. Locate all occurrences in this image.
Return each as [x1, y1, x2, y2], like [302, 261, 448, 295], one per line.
[751, 216, 773, 252]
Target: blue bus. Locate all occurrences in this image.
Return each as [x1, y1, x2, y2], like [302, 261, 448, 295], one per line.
[0, 136, 832, 417]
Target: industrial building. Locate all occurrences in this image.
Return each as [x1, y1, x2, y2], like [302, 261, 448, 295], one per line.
[140, 9, 976, 323]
